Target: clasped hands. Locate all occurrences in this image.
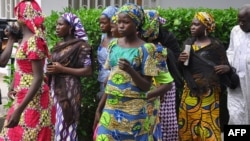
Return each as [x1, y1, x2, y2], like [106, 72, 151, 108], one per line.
[46, 62, 64, 74]
[118, 58, 132, 73]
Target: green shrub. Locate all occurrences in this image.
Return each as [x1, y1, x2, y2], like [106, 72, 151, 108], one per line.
[157, 7, 238, 49]
[44, 7, 238, 140]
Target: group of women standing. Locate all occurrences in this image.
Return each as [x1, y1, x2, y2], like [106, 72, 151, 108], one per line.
[95, 2, 233, 141]
[0, 0, 92, 141]
[0, 0, 235, 141]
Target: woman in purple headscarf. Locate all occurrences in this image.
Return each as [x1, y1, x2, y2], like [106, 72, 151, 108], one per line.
[46, 12, 92, 140]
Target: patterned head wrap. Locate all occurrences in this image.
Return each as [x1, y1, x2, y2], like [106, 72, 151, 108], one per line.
[194, 12, 216, 32]
[117, 3, 144, 28]
[141, 10, 167, 41]
[111, 15, 118, 24]
[14, 0, 45, 38]
[158, 16, 167, 25]
[102, 6, 118, 20]
[61, 13, 88, 41]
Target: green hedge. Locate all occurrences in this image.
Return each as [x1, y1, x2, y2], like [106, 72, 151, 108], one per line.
[158, 7, 238, 48]
[44, 7, 238, 140]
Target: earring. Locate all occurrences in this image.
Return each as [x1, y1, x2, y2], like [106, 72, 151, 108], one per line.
[204, 29, 207, 36]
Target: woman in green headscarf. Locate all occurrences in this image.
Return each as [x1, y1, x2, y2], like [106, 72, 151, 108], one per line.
[94, 3, 159, 140]
[140, 9, 180, 141]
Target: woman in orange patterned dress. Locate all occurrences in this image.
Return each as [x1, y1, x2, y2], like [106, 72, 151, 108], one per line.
[178, 12, 232, 141]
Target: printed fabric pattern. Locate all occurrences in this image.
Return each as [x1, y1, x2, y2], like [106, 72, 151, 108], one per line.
[96, 39, 157, 140]
[0, 36, 55, 141]
[148, 43, 174, 141]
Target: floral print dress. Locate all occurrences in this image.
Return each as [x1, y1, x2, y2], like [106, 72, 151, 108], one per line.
[96, 40, 158, 141]
[0, 36, 55, 141]
[148, 44, 174, 141]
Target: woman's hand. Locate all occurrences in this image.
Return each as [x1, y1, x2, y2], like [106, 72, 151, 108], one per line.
[46, 62, 64, 74]
[5, 108, 22, 128]
[118, 58, 132, 73]
[214, 65, 230, 74]
[178, 51, 189, 62]
[160, 95, 165, 103]
[8, 90, 16, 100]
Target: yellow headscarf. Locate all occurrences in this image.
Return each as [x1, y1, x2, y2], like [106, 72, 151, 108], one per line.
[194, 12, 215, 32]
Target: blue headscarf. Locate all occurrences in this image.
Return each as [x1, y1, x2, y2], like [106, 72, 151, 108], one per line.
[102, 6, 118, 20]
[61, 12, 88, 41]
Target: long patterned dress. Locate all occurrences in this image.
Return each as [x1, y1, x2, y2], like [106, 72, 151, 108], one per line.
[0, 36, 55, 141]
[96, 40, 158, 141]
[148, 44, 174, 141]
[50, 39, 92, 141]
[178, 38, 230, 141]
[159, 83, 178, 141]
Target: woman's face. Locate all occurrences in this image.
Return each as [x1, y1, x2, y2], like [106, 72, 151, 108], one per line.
[117, 13, 137, 37]
[55, 17, 71, 38]
[190, 18, 206, 37]
[99, 15, 111, 33]
[111, 23, 121, 38]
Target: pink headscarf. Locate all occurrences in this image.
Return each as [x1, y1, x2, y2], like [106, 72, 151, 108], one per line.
[14, 0, 45, 38]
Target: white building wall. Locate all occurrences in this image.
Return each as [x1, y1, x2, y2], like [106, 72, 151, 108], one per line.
[158, 0, 249, 9]
[40, 0, 68, 16]
[2, 0, 249, 19]
[38, 0, 249, 14]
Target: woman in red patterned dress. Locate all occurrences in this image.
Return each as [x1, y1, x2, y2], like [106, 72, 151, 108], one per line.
[0, 0, 55, 140]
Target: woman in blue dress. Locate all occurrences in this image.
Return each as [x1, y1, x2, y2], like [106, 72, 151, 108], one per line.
[97, 6, 118, 100]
